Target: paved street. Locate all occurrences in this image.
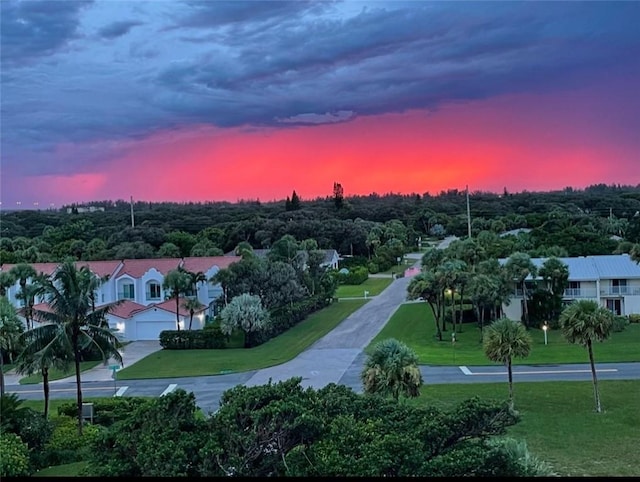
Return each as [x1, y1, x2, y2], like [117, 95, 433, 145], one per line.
[6, 252, 640, 412]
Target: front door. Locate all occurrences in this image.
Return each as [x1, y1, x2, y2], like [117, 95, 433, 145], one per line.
[605, 298, 622, 316]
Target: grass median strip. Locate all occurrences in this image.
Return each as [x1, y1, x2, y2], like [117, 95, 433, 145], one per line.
[18, 360, 102, 385]
[368, 302, 640, 365]
[116, 299, 368, 379]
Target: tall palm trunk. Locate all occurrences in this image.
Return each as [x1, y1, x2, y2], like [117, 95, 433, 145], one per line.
[175, 296, 181, 331]
[450, 290, 456, 333]
[428, 301, 442, 341]
[188, 310, 194, 331]
[43, 366, 50, 419]
[587, 340, 602, 413]
[507, 357, 514, 411]
[440, 290, 447, 332]
[458, 286, 465, 331]
[521, 281, 529, 326]
[72, 328, 84, 436]
[0, 352, 5, 397]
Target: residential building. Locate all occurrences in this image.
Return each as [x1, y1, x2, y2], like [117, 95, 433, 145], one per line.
[1, 255, 241, 341]
[500, 254, 640, 320]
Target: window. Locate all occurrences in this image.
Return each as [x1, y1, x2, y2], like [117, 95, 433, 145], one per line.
[611, 279, 627, 295]
[147, 282, 161, 300]
[120, 283, 135, 300]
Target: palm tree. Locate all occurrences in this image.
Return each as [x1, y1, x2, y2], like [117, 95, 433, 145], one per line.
[163, 269, 192, 331]
[9, 263, 37, 302]
[0, 271, 16, 297]
[407, 270, 444, 341]
[361, 338, 423, 401]
[182, 298, 204, 330]
[15, 282, 41, 331]
[559, 300, 614, 413]
[483, 318, 532, 411]
[630, 243, 640, 264]
[505, 252, 537, 327]
[0, 297, 23, 397]
[30, 260, 123, 435]
[15, 333, 71, 419]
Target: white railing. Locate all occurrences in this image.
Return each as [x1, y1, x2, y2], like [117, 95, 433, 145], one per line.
[563, 288, 597, 298]
[600, 287, 640, 296]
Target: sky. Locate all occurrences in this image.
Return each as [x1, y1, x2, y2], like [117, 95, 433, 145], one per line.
[1, 0, 640, 209]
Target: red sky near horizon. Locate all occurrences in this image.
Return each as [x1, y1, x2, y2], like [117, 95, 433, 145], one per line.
[23, 80, 638, 208]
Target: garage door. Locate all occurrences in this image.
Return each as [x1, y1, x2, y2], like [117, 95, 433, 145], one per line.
[135, 321, 177, 341]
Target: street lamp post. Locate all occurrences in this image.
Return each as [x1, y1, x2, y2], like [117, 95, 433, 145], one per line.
[542, 324, 548, 345]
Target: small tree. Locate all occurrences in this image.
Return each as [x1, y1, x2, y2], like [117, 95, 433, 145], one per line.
[0, 298, 23, 397]
[361, 338, 423, 401]
[163, 269, 191, 331]
[182, 298, 204, 331]
[559, 300, 614, 413]
[483, 318, 532, 411]
[220, 293, 270, 348]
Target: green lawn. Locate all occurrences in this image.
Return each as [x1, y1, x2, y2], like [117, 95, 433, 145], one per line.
[18, 360, 102, 385]
[21, 397, 76, 415]
[414, 380, 640, 477]
[368, 302, 640, 365]
[32, 461, 89, 477]
[375, 256, 417, 275]
[335, 277, 393, 298]
[116, 299, 368, 379]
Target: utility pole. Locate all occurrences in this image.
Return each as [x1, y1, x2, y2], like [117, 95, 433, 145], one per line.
[466, 185, 471, 238]
[130, 196, 135, 228]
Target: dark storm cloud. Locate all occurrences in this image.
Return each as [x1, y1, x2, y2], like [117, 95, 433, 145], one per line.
[1, 0, 640, 176]
[98, 20, 143, 39]
[0, 0, 93, 67]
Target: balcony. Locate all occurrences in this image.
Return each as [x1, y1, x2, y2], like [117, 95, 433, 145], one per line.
[117, 292, 135, 300]
[145, 292, 161, 300]
[600, 287, 640, 296]
[563, 288, 597, 298]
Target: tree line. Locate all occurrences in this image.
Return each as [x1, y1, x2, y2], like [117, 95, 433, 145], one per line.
[1, 184, 640, 266]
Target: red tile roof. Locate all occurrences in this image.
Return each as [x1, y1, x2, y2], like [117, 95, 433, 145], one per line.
[76, 260, 122, 278]
[153, 297, 207, 317]
[107, 300, 149, 319]
[0, 262, 60, 276]
[181, 256, 241, 273]
[116, 258, 181, 278]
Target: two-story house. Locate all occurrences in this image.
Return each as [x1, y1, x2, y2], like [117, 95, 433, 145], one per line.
[1, 255, 241, 341]
[500, 254, 640, 321]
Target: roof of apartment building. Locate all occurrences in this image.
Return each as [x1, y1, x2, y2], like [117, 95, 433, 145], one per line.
[499, 254, 640, 281]
[0, 262, 61, 277]
[76, 260, 123, 278]
[108, 299, 149, 319]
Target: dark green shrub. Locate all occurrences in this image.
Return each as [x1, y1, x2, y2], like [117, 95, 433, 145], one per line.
[612, 315, 629, 333]
[43, 416, 104, 466]
[57, 397, 152, 427]
[15, 410, 53, 470]
[0, 393, 30, 433]
[159, 326, 228, 349]
[0, 432, 30, 477]
[337, 266, 369, 285]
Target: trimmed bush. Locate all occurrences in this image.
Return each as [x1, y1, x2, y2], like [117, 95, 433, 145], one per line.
[57, 397, 152, 427]
[0, 432, 31, 477]
[612, 315, 629, 333]
[628, 314, 640, 324]
[159, 325, 228, 350]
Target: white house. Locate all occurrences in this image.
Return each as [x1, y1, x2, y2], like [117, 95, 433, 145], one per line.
[1, 255, 241, 341]
[500, 254, 640, 320]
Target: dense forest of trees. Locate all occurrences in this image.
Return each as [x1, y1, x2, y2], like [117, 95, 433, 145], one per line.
[1, 184, 639, 265]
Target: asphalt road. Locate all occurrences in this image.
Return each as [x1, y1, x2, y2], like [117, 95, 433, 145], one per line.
[6, 250, 640, 413]
[8, 358, 640, 415]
